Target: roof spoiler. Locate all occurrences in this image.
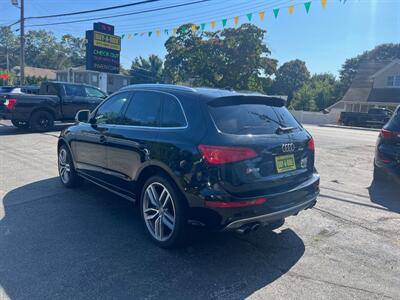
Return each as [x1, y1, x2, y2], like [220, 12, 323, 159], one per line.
[208, 95, 287, 107]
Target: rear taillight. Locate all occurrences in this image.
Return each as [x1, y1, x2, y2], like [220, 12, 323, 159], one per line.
[5, 98, 17, 110]
[205, 197, 267, 208]
[308, 138, 315, 151]
[198, 144, 257, 165]
[380, 129, 399, 140]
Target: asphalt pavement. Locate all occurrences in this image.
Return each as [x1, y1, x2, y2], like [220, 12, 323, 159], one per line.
[0, 120, 399, 300]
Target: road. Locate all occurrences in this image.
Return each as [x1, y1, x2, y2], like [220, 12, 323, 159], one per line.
[0, 120, 399, 300]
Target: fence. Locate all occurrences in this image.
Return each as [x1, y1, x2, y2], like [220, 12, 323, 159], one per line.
[290, 109, 342, 125]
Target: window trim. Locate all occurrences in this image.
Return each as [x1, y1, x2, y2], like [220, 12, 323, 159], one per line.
[91, 91, 133, 123]
[119, 89, 188, 130]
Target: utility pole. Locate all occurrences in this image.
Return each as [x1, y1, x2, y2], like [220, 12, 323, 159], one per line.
[19, 0, 25, 85]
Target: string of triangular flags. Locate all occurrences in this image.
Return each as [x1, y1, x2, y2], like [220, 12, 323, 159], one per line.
[119, 0, 344, 39]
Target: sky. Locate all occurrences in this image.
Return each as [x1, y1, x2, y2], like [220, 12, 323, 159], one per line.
[0, 0, 399, 76]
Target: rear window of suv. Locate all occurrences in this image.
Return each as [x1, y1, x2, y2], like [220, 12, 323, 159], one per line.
[207, 97, 301, 135]
[386, 108, 400, 131]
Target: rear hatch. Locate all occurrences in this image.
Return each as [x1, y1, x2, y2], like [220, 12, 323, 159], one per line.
[201, 95, 315, 198]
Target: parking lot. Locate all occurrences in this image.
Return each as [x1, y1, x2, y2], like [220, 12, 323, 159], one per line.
[0, 120, 399, 300]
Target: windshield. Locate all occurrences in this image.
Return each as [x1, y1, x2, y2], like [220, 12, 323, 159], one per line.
[208, 101, 300, 135]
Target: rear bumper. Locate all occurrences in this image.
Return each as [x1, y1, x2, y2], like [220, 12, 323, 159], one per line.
[223, 196, 316, 231]
[188, 173, 320, 230]
[375, 146, 400, 180]
[0, 111, 12, 120]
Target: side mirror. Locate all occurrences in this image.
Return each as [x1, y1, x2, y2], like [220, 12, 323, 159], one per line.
[321, 109, 330, 115]
[75, 110, 90, 123]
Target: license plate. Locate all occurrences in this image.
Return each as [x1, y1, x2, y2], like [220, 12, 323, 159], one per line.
[275, 154, 296, 173]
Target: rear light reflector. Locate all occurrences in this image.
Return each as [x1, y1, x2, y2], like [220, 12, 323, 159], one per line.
[5, 98, 17, 110]
[198, 144, 257, 165]
[205, 197, 267, 208]
[380, 129, 399, 140]
[308, 138, 315, 151]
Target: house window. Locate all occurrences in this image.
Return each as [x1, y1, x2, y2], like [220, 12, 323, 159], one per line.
[387, 75, 400, 87]
[395, 76, 400, 86]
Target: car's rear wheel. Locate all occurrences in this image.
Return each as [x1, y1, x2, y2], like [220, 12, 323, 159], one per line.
[140, 176, 188, 248]
[11, 119, 29, 129]
[58, 145, 83, 188]
[30, 110, 54, 132]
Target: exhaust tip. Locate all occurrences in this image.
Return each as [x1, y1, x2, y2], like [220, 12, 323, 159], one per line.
[236, 223, 261, 234]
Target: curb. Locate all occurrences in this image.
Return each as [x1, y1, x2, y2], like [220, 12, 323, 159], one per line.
[318, 124, 381, 132]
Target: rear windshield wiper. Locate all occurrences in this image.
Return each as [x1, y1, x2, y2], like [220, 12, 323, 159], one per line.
[275, 126, 295, 134]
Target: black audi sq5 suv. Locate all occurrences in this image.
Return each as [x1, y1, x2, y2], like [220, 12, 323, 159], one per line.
[57, 84, 320, 248]
[374, 105, 400, 183]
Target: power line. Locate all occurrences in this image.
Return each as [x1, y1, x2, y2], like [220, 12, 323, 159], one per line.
[115, 0, 290, 32]
[24, 0, 213, 28]
[25, 0, 162, 20]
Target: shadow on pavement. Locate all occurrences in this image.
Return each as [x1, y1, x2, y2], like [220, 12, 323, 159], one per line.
[369, 180, 400, 213]
[0, 177, 305, 299]
[0, 121, 71, 136]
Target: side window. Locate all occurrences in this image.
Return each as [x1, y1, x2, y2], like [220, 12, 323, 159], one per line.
[85, 87, 106, 98]
[123, 91, 162, 127]
[41, 84, 58, 95]
[161, 95, 187, 128]
[95, 92, 131, 125]
[65, 84, 85, 97]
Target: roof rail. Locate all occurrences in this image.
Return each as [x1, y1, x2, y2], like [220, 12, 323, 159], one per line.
[123, 84, 196, 92]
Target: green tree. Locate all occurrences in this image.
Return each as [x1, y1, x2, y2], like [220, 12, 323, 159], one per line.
[25, 75, 48, 85]
[130, 55, 164, 84]
[291, 84, 317, 111]
[0, 27, 19, 71]
[0, 27, 86, 71]
[291, 73, 341, 111]
[25, 30, 69, 69]
[164, 23, 277, 91]
[61, 34, 86, 67]
[272, 59, 310, 104]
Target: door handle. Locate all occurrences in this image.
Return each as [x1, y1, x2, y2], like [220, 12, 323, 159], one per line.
[99, 135, 107, 143]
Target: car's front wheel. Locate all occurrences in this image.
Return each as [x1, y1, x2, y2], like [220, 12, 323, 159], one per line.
[58, 145, 83, 188]
[140, 175, 188, 248]
[30, 110, 54, 132]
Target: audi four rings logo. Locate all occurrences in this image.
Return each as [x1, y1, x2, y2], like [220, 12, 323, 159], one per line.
[282, 143, 295, 153]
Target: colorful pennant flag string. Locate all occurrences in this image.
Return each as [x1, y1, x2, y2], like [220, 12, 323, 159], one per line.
[273, 8, 280, 19]
[246, 13, 253, 22]
[259, 11, 265, 21]
[304, 1, 312, 13]
[120, 0, 336, 39]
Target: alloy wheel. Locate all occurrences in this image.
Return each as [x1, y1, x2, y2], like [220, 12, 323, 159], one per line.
[143, 182, 176, 242]
[58, 148, 71, 184]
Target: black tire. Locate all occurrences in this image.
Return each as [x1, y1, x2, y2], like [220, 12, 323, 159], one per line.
[11, 119, 29, 129]
[30, 110, 54, 132]
[58, 144, 83, 188]
[140, 175, 189, 248]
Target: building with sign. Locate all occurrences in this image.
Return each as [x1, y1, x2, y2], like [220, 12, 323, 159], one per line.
[86, 22, 121, 74]
[56, 23, 131, 94]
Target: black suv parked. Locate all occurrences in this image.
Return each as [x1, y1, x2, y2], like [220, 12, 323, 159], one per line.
[374, 105, 400, 182]
[57, 84, 320, 248]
